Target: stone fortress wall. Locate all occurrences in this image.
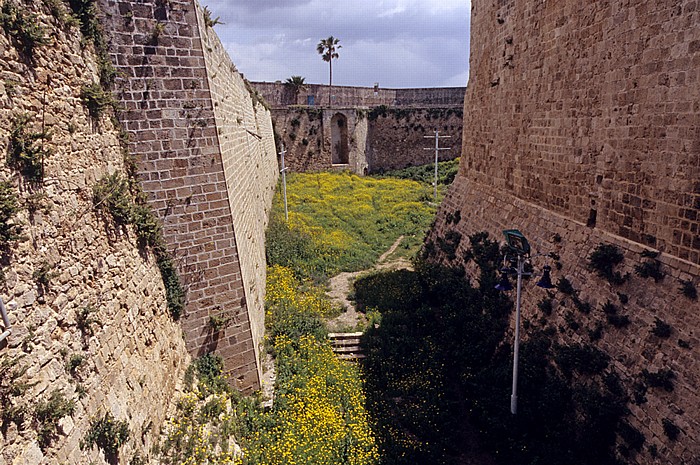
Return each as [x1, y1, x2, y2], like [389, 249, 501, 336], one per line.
[0, 2, 189, 463]
[1, 0, 278, 463]
[98, 0, 279, 393]
[253, 82, 465, 174]
[428, 0, 700, 463]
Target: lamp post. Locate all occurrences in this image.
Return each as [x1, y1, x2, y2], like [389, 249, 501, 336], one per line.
[495, 229, 554, 414]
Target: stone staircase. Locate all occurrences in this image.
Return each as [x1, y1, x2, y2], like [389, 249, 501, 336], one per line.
[328, 332, 365, 360]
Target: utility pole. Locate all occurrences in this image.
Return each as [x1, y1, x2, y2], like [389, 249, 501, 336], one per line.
[279, 144, 289, 222]
[423, 130, 451, 202]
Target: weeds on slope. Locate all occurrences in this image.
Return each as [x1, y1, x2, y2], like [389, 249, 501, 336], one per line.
[266, 171, 436, 282]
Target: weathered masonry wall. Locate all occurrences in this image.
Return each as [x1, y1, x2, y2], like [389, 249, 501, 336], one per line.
[274, 106, 463, 175]
[253, 81, 465, 108]
[0, 2, 189, 464]
[99, 0, 278, 392]
[429, 0, 700, 463]
[257, 81, 465, 174]
[366, 107, 463, 172]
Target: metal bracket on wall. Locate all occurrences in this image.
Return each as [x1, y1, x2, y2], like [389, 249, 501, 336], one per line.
[0, 296, 12, 343]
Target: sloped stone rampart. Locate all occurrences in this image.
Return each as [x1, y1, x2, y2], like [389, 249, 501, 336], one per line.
[98, 0, 278, 392]
[429, 1, 700, 462]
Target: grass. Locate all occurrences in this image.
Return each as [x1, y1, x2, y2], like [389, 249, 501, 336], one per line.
[266, 171, 437, 282]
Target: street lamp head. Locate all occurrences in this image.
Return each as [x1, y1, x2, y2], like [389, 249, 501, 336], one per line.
[503, 229, 531, 256]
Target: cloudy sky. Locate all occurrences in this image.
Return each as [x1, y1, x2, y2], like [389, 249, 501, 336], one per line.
[206, 0, 471, 89]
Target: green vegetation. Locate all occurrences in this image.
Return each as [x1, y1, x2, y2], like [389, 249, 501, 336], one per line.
[159, 266, 378, 465]
[34, 390, 75, 450]
[0, 357, 30, 431]
[80, 82, 114, 118]
[32, 260, 57, 290]
[266, 171, 436, 281]
[0, 0, 48, 59]
[81, 412, 130, 462]
[7, 113, 50, 183]
[202, 5, 223, 28]
[378, 157, 459, 187]
[635, 250, 664, 282]
[237, 265, 378, 464]
[354, 232, 632, 464]
[93, 174, 184, 319]
[0, 181, 22, 249]
[159, 354, 242, 465]
[67, 0, 116, 86]
[651, 318, 671, 338]
[588, 243, 627, 285]
[679, 279, 697, 300]
[662, 418, 681, 441]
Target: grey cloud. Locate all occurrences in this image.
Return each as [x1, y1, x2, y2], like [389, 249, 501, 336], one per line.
[210, 0, 470, 88]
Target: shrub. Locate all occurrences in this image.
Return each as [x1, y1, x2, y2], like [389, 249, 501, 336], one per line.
[381, 158, 460, 186]
[0, 0, 48, 59]
[34, 390, 75, 450]
[662, 418, 680, 441]
[556, 276, 576, 295]
[679, 279, 697, 300]
[192, 353, 230, 396]
[65, 353, 84, 376]
[76, 306, 100, 338]
[202, 5, 223, 27]
[537, 297, 553, 315]
[80, 82, 113, 118]
[602, 300, 618, 315]
[93, 173, 133, 224]
[0, 181, 22, 248]
[651, 318, 671, 338]
[7, 114, 50, 183]
[588, 243, 627, 284]
[555, 343, 609, 378]
[32, 261, 57, 291]
[642, 368, 674, 392]
[635, 258, 664, 282]
[81, 412, 130, 460]
[588, 322, 603, 342]
[93, 174, 184, 319]
[618, 421, 645, 452]
[353, 269, 421, 312]
[607, 313, 631, 328]
[437, 230, 462, 260]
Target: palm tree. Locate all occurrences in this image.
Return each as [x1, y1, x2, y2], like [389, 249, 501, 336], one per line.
[284, 75, 307, 105]
[316, 36, 341, 107]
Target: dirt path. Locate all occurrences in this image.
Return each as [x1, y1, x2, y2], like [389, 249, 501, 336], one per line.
[326, 236, 412, 331]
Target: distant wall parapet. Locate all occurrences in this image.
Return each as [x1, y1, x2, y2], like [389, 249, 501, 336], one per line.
[252, 81, 465, 109]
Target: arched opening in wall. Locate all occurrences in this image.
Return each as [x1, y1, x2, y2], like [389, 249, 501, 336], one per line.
[331, 113, 349, 165]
